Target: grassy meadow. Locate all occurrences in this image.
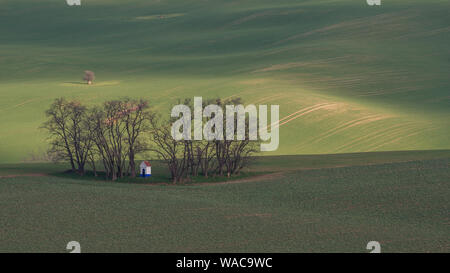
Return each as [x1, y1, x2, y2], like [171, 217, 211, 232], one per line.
[0, 0, 449, 253]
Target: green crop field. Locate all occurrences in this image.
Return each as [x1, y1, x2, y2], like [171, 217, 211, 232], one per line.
[0, 151, 449, 252]
[0, 0, 449, 253]
[0, 0, 449, 163]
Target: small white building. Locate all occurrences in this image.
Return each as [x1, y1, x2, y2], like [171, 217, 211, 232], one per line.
[140, 161, 152, 177]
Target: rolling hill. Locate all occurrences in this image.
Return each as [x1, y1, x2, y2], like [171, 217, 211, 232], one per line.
[0, 0, 449, 163]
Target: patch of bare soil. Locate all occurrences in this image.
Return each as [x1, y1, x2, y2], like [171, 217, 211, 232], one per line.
[196, 172, 285, 186]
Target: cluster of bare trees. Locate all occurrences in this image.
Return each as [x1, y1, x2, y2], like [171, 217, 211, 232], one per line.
[148, 98, 259, 183]
[43, 97, 152, 180]
[87, 98, 151, 180]
[43, 97, 258, 183]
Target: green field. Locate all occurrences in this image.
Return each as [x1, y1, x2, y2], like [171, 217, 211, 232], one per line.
[0, 0, 449, 163]
[0, 0, 449, 253]
[0, 151, 449, 252]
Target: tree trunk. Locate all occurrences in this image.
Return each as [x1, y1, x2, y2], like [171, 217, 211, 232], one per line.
[69, 159, 76, 172]
[78, 165, 85, 176]
[129, 152, 136, 178]
[91, 158, 97, 177]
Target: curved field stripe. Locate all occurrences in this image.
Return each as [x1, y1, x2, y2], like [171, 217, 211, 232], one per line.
[368, 127, 434, 151]
[306, 115, 379, 144]
[333, 122, 410, 152]
[295, 114, 388, 150]
[277, 103, 329, 124]
[370, 132, 422, 151]
[366, 125, 427, 151]
[260, 103, 330, 131]
[274, 103, 337, 129]
[252, 93, 285, 105]
[336, 123, 417, 152]
[358, 123, 421, 151]
[304, 114, 385, 147]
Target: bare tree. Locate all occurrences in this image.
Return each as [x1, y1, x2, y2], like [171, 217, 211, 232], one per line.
[186, 140, 214, 177]
[199, 141, 215, 177]
[148, 114, 189, 184]
[212, 97, 258, 177]
[87, 98, 152, 180]
[42, 98, 93, 174]
[83, 70, 95, 85]
[87, 150, 98, 177]
[88, 102, 128, 180]
[122, 98, 153, 177]
[225, 138, 258, 176]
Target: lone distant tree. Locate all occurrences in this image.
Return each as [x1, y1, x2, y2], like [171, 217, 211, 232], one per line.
[83, 71, 95, 85]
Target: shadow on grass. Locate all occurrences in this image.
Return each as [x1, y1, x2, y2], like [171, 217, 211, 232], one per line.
[49, 170, 267, 186]
[63, 82, 87, 85]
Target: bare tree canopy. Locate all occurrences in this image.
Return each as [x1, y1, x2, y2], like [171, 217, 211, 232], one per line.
[42, 98, 93, 174]
[148, 97, 259, 183]
[87, 98, 153, 180]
